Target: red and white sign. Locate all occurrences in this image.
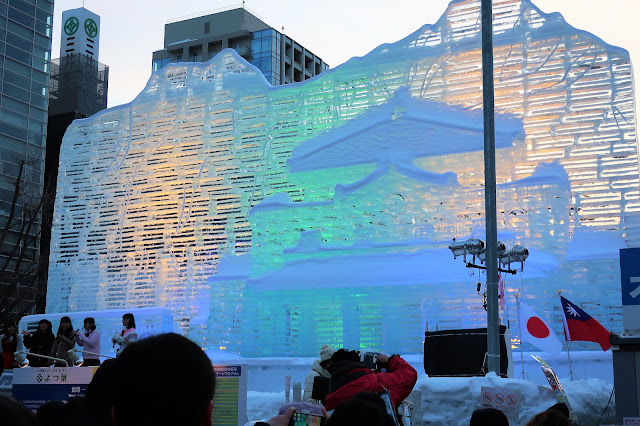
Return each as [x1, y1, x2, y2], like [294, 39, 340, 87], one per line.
[480, 386, 522, 420]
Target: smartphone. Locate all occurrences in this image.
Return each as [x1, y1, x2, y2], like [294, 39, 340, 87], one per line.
[288, 411, 324, 426]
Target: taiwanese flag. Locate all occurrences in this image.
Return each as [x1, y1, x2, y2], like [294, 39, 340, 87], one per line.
[559, 296, 611, 351]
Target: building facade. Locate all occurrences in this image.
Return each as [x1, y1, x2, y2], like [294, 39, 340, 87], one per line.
[40, 7, 109, 314]
[0, 0, 54, 319]
[152, 7, 328, 85]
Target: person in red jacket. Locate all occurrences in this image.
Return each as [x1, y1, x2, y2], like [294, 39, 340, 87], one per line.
[324, 349, 417, 412]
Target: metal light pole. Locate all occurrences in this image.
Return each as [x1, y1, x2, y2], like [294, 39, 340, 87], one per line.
[481, 0, 500, 375]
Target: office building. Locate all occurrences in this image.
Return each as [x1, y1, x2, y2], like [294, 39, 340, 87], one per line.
[152, 6, 329, 85]
[39, 7, 108, 309]
[0, 0, 54, 318]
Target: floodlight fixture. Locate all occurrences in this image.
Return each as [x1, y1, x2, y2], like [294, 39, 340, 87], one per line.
[478, 241, 506, 263]
[499, 244, 529, 267]
[449, 238, 485, 262]
[14, 351, 29, 368]
[68, 349, 83, 367]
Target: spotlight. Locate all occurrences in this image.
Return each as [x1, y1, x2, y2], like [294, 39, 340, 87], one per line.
[14, 351, 29, 368]
[478, 241, 506, 262]
[499, 244, 529, 266]
[449, 238, 485, 261]
[68, 349, 84, 367]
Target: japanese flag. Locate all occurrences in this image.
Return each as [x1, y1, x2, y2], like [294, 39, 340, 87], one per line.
[519, 301, 562, 354]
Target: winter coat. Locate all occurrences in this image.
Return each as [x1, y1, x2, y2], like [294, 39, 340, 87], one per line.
[50, 331, 77, 366]
[75, 329, 101, 360]
[324, 355, 417, 411]
[23, 330, 55, 367]
[1, 334, 21, 369]
[303, 360, 331, 403]
[112, 328, 137, 356]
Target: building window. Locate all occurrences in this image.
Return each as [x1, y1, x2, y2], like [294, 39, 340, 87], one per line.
[204, 22, 210, 34]
[152, 57, 171, 72]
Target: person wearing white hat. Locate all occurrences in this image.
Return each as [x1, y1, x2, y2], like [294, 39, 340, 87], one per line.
[303, 344, 335, 404]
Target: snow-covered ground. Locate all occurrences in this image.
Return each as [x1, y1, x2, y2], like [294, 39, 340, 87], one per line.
[208, 351, 615, 425]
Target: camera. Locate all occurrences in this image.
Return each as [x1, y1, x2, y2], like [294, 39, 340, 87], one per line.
[288, 411, 324, 426]
[361, 351, 385, 372]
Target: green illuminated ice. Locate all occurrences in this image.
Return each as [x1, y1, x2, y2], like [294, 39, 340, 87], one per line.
[47, 0, 638, 355]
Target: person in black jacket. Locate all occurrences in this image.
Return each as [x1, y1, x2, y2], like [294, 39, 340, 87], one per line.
[21, 319, 55, 367]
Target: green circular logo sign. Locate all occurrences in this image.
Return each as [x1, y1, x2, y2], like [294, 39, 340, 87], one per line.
[84, 18, 98, 38]
[63, 17, 79, 35]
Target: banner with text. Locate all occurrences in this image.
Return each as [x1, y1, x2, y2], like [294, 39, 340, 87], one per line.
[212, 364, 248, 426]
[12, 367, 97, 412]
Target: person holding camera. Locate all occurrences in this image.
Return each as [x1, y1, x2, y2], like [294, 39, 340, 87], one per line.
[324, 349, 417, 413]
[303, 344, 335, 404]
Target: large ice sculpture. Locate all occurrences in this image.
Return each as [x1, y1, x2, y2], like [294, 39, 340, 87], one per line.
[47, 0, 638, 355]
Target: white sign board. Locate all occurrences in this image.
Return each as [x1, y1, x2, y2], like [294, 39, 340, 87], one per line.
[13, 367, 97, 411]
[480, 386, 522, 420]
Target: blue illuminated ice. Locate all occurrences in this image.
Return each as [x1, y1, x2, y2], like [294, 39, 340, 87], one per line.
[44, 0, 638, 356]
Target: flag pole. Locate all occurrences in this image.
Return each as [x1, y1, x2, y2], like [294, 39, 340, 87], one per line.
[558, 289, 576, 381]
[515, 293, 526, 379]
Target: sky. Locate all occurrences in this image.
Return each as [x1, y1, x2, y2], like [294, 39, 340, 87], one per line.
[50, 0, 640, 109]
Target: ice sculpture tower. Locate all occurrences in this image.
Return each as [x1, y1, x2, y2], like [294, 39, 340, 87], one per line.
[47, 0, 638, 355]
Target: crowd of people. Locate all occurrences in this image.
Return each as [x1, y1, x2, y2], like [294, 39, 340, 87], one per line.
[1, 317, 577, 425]
[0, 313, 137, 372]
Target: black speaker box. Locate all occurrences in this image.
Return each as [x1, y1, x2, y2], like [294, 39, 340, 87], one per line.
[424, 326, 508, 377]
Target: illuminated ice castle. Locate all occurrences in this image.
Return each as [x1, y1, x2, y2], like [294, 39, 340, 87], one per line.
[47, 0, 638, 355]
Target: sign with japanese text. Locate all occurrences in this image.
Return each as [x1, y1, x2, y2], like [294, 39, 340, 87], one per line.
[480, 386, 522, 420]
[12, 367, 97, 412]
[212, 364, 248, 426]
[620, 248, 640, 335]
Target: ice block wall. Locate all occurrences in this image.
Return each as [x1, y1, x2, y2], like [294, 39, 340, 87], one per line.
[48, 0, 638, 355]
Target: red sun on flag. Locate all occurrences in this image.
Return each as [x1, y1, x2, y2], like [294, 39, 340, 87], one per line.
[527, 316, 550, 339]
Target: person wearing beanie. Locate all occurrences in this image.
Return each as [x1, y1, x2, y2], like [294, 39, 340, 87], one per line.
[303, 344, 335, 404]
[324, 349, 417, 413]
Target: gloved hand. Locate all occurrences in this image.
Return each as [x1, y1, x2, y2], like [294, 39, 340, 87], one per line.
[112, 333, 124, 345]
